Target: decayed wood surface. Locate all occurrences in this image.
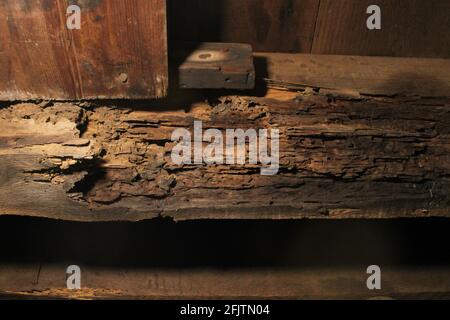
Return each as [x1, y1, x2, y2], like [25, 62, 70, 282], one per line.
[0, 0, 168, 100]
[1, 54, 450, 222]
[1, 94, 450, 221]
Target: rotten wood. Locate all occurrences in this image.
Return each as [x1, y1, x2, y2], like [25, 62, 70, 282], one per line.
[0, 0, 168, 100]
[0, 84, 450, 221]
[0, 54, 449, 222]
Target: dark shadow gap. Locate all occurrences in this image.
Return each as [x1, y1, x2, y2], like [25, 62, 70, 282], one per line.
[0, 216, 449, 270]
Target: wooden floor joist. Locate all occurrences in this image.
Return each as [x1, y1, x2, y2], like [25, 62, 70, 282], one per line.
[0, 54, 450, 222]
[2, 265, 450, 300]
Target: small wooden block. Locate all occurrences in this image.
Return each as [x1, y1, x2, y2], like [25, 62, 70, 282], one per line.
[178, 43, 255, 90]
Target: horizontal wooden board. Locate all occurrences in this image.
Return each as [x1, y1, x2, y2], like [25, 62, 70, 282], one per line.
[0, 0, 168, 100]
[258, 53, 450, 96]
[2, 265, 450, 299]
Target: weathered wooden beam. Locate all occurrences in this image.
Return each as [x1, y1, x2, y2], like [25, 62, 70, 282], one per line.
[1, 54, 450, 221]
[258, 53, 450, 97]
[0, 85, 449, 221]
[1, 265, 449, 299]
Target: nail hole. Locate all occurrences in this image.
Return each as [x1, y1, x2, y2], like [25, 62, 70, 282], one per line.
[118, 73, 128, 84]
[198, 53, 212, 60]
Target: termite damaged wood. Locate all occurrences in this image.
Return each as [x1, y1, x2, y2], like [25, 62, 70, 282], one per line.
[1, 86, 450, 222]
[1, 53, 450, 222]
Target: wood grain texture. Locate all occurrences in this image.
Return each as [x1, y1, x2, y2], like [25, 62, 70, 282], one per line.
[2, 265, 450, 299]
[0, 0, 168, 100]
[258, 53, 450, 97]
[169, 0, 320, 52]
[312, 0, 450, 58]
[169, 0, 449, 58]
[1, 78, 450, 220]
[1, 216, 450, 299]
[177, 43, 255, 89]
[0, 55, 449, 222]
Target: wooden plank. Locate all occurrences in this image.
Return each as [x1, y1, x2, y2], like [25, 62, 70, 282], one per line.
[257, 53, 450, 96]
[1, 72, 450, 221]
[2, 265, 450, 299]
[312, 0, 450, 58]
[177, 43, 255, 89]
[170, 0, 450, 58]
[0, 0, 168, 100]
[169, 0, 320, 53]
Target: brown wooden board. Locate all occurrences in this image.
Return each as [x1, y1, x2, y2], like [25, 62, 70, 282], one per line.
[0, 0, 168, 100]
[258, 53, 450, 97]
[169, 0, 449, 58]
[169, 0, 321, 53]
[312, 0, 450, 58]
[1, 265, 450, 299]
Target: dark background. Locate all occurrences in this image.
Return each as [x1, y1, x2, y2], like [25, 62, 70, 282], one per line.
[168, 0, 450, 58]
[1, 216, 449, 269]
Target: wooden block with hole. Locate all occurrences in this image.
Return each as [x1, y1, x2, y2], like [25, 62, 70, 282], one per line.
[177, 43, 255, 89]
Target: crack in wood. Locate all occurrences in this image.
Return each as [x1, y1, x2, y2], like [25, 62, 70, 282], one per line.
[0, 90, 450, 221]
